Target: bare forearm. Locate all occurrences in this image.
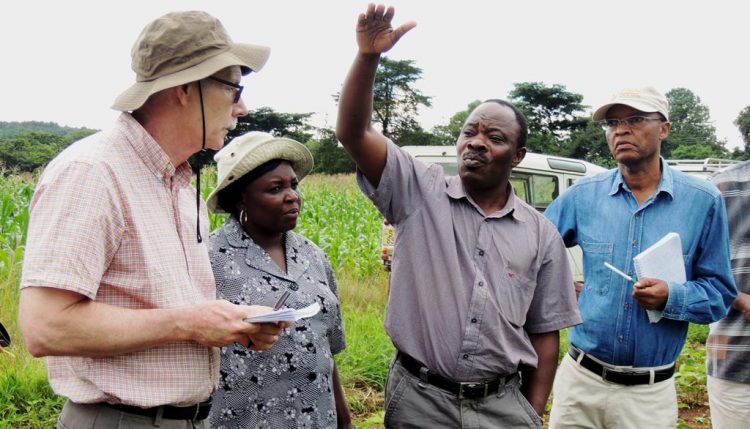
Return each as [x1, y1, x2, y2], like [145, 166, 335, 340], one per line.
[332, 362, 352, 428]
[19, 287, 285, 358]
[336, 52, 380, 147]
[20, 288, 186, 357]
[521, 331, 560, 417]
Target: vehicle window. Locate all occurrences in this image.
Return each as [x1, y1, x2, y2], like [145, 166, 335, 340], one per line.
[512, 172, 558, 211]
[511, 177, 530, 204]
[438, 163, 458, 176]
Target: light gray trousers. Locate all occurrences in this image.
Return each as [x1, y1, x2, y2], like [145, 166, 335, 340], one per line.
[384, 357, 542, 429]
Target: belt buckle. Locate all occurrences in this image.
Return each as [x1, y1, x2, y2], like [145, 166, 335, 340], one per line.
[458, 382, 487, 400]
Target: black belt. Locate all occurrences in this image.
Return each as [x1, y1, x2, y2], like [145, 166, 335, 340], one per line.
[568, 346, 675, 386]
[397, 352, 516, 399]
[102, 399, 211, 421]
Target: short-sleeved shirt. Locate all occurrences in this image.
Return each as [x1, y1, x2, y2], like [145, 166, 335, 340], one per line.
[357, 140, 581, 382]
[20, 113, 217, 407]
[208, 218, 345, 429]
[707, 160, 750, 383]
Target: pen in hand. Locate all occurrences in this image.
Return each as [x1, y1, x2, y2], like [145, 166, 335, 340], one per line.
[273, 291, 291, 311]
[603, 262, 637, 284]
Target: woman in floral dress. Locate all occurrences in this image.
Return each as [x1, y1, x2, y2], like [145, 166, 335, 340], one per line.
[206, 132, 351, 429]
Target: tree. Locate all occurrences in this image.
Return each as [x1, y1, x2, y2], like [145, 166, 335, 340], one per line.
[565, 120, 615, 168]
[306, 129, 355, 174]
[369, 57, 432, 142]
[0, 132, 66, 171]
[734, 105, 750, 159]
[508, 82, 588, 155]
[432, 100, 482, 145]
[228, 107, 314, 143]
[664, 88, 727, 158]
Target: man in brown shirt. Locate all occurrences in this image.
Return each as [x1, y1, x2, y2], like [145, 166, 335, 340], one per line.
[335, 5, 581, 428]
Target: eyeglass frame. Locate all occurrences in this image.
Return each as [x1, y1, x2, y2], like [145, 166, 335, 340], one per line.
[598, 115, 665, 132]
[207, 76, 244, 104]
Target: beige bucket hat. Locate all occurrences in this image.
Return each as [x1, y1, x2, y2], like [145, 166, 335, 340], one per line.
[112, 11, 270, 111]
[207, 132, 314, 214]
[592, 87, 670, 122]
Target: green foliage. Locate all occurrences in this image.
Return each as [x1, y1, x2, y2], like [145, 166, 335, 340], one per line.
[734, 105, 750, 159]
[432, 100, 482, 145]
[670, 143, 723, 160]
[565, 120, 615, 168]
[306, 129, 356, 174]
[675, 341, 707, 409]
[394, 125, 443, 146]
[509, 82, 588, 154]
[0, 121, 96, 140]
[372, 57, 432, 141]
[0, 122, 97, 172]
[295, 175, 383, 278]
[229, 106, 315, 143]
[664, 88, 728, 158]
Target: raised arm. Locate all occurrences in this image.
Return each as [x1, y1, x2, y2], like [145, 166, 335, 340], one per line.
[335, 3, 415, 187]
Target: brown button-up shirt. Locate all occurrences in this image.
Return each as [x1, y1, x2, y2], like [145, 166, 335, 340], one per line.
[21, 113, 217, 407]
[358, 140, 581, 381]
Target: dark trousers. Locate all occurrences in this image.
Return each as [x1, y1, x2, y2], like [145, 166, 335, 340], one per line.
[57, 401, 210, 429]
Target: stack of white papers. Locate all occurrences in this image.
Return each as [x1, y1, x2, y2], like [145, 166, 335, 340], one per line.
[633, 232, 686, 324]
[244, 302, 321, 323]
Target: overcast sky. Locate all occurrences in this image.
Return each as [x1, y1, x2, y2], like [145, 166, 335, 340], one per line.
[2, 1, 747, 149]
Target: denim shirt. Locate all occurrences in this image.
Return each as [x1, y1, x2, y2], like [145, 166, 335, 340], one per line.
[545, 159, 737, 367]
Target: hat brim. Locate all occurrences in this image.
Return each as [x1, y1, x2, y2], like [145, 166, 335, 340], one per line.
[112, 43, 270, 112]
[592, 100, 666, 121]
[206, 138, 314, 214]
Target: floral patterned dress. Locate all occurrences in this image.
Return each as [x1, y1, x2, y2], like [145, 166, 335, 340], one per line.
[208, 218, 345, 429]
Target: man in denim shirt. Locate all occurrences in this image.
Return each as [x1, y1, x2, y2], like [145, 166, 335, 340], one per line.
[545, 87, 737, 429]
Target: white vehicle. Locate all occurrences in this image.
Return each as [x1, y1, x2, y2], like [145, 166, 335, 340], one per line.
[666, 158, 740, 179]
[380, 146, 607, 281]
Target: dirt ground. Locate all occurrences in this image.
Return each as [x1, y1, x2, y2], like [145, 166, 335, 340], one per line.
[678, 404, 711, 428]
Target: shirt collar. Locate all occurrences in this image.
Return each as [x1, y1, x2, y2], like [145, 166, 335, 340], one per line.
[608, 157, 674, 199]
[445, 175, 524, 221]
[118, 113, 193, 189]
[223, 217, 309, 282]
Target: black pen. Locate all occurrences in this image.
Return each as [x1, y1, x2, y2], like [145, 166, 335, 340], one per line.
[273, 291, 291, 310]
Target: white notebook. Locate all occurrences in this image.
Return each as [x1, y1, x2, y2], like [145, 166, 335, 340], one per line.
[633, 232, 686, 323]
[244, 302, 321, 323]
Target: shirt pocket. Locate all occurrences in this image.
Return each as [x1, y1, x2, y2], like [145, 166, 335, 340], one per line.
[495, 270, 537, 328]
[580, 241, 614, 295]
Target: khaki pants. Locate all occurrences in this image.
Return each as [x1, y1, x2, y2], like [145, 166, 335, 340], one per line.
[57, 401, 209, 429]
[707, 375, 750, 429]
[384, 357, 541, 429]
[548, 353, 677, 429]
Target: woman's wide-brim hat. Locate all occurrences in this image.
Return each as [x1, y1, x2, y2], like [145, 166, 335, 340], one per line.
[112, 11, 270, 112]
[207, 131, 314, 214]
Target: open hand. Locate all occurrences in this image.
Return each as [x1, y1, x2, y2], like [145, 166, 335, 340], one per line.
[356, 3, 416, 55]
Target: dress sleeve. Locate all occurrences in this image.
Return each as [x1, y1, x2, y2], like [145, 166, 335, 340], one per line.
[323, 252, 346, 355]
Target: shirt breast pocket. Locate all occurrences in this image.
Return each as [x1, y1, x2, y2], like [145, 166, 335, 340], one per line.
[580, 241, 614, 295]
[495, 271, 537, 328]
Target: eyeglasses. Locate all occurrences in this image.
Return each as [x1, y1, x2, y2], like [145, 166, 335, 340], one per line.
[598, 116, 664, 131]
[207, 76, 244, 103]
